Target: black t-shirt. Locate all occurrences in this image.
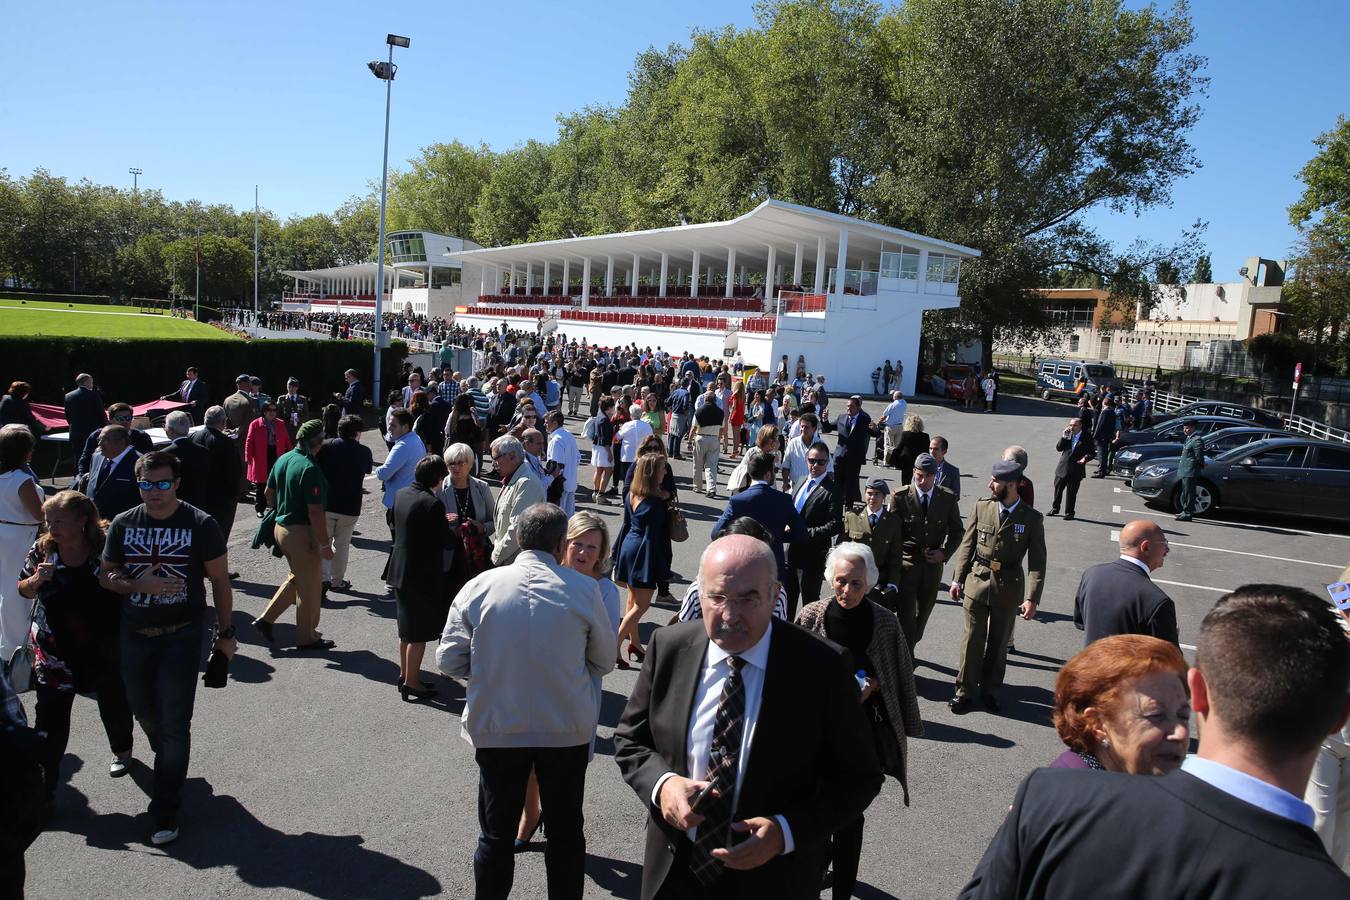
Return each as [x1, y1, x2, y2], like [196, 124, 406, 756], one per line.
[103, 501, 227, 630]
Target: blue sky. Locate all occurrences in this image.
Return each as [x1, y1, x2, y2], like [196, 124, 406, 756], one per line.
[4, 0, 1347, 275]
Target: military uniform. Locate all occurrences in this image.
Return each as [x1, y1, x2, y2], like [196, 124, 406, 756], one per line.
[843, 502, 906, 612]
[1176, 428, 1206, 519]
[276, 392, 312, 440]
[222, 383, 259, 497]
[892, 482, 964, 649]
[949, 495, 1047, 704]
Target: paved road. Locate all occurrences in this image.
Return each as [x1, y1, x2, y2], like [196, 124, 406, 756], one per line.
[24, 392, 1350, 898]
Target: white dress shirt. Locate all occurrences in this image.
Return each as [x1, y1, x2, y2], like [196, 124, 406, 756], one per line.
[547, 427, 581, 492]
[652, 623, 795, 852]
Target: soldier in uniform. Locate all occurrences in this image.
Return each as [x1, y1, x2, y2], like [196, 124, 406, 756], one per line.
[948, 459, 1047, 713]
[275, 377, 312, 442]
[893, 453, 964, 650]
[1175, 418, 1205, 521]
[222, 374, 259, 500]
[842, 477, 906, 613]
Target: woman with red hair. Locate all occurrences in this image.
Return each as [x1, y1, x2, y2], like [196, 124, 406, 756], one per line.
[1051, 634, 1190, 774]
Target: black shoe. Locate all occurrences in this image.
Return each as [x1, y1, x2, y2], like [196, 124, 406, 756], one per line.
[400, 682, 437, 701]
[1063, 513, 1075, 521]
[296, 638, 336, 651]
[252, 618, 274, 644]
[228, 572, 241, 580]
[949, 695, 973, 714]
[1047, 509, 1059, 517]
[982, 694, 1001, 712]
[1091, 473, 1106, 479]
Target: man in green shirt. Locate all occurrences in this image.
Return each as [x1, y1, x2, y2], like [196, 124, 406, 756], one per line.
[1175, 419, 1206, 522]
[253, 420, 336, 650]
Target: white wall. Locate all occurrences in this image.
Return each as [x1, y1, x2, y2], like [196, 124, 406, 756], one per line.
[1150, 282, 1240, 322]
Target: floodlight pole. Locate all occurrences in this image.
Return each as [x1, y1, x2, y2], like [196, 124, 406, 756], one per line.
[195, 226, 201, 321]
[254, 185, 260, 324]
[372, 37, 402, 409]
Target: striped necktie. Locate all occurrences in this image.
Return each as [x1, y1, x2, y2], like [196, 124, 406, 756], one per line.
[690, 656, 747, 886]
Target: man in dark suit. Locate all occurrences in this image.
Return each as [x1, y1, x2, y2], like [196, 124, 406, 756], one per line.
[84, 425, 142, 520]
[62, 373, 106, 467]
[893, 453, 964, 650]
[163, 411, 209, 511]
[336, 368, 366, 416]
[1073, 519, 1177, 645]
[163, 366, 209, 424]
[615, 534, 883, 900]
[929, 435, 961, 501]
[191, 405, 243, 543]
[784, 442, 842, 618]
[76, 403, 153, 479]
[1091, 396, 1120, 477]
[961, 585, 1350, 898]
[711, 450, 805, 583]
[1049, 417, 1095, 520]
[832, 396, 872, 505]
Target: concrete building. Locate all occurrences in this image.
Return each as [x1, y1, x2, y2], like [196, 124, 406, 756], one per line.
[1008, 256, 1286, 370]
[442, 199, 980, 395]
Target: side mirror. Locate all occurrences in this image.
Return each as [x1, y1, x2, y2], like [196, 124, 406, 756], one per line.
[1239, 457, 1256, 468]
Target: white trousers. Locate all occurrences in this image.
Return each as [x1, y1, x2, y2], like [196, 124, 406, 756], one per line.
[693, 435, 721, 493]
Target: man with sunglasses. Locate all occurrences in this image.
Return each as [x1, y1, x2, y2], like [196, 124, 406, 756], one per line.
[76, 403, 153, 479]
[100, 451, 235, 847]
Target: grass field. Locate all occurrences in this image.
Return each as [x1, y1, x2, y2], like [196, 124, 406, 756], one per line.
[0, 299, 239, 340]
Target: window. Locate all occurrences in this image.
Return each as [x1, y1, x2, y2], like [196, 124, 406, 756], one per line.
[1040, 363, 1053, 375]
[1157, 424, 1184, 440]
[1068, 335, 1080, 351]
[1056, 364, 1072, 376]
[1312, 447, 1350, 471]
[927, 253, 960, 284]
[1249, 447, 1307, 467]
[880, 248, 920, 280]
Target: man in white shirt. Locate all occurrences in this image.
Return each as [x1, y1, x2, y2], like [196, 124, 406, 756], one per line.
[780, 412, 832, 490]
[544, 410, 580, 515]
[878, 391, 908, 466]
[614, 535, 883, 897]
[616, 403, 653, 487]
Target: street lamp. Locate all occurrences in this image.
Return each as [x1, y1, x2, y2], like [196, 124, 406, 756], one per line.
[129, 167, 142, 191]
[369, 33, 409, 408]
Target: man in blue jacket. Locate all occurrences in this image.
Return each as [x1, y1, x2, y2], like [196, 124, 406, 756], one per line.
[711, 450, 805, 581]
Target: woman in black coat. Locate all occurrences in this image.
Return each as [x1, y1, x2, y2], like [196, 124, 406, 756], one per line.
[0, 381, 47, 437]
[893, 414, 930, 486]
[388, 454, 454, 702]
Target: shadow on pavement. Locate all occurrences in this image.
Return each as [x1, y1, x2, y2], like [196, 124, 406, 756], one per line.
[854, 879, 902, 899]
[49, 776, 443, 898]
[584, 852, 645, 899]
[917, 720, 1015, 749]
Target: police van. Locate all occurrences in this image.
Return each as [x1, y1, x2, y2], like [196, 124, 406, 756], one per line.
[1035, 359, 1121, 401]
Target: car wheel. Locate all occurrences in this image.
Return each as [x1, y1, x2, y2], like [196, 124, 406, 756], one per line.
[1193, 482, 1215, 515]
[1041, 389, 1052, 400]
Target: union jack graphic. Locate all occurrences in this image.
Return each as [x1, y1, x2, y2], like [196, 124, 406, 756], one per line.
[121, 526, 193, 607]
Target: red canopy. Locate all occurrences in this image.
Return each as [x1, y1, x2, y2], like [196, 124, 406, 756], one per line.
[29, 399, 191, 431]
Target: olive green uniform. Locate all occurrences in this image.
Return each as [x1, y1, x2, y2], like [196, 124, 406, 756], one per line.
[949, 497, 1047, 700]
[275, 393, 312, 441]
[891, 483, 964, 649]
[1177, 433, 1206, 517]
[843, 504, 906, 613]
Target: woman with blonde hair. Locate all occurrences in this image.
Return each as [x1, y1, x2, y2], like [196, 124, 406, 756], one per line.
[895, 413, 930, 486]
[613, 454, 671, 665]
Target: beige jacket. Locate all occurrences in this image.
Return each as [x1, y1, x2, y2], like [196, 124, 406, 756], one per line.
[491, 465, 546, 565]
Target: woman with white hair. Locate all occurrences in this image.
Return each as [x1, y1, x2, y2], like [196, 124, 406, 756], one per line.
[436, 442, 497, 598]
[796, 541, 923, 900]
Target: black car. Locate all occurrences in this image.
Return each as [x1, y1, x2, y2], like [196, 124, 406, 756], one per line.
[1114, 415, 1250, 449]
[1130, 437, 1350, 521]
[1112, 426, 1287, 479]
[1154, 399, 1284, 429]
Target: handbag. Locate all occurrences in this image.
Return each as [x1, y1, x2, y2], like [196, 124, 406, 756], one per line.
[870, 699, 901, 775]
[667, 500, 689, 543]
[4, 600, 38, 694]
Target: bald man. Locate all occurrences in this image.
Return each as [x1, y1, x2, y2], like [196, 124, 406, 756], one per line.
[615, 535, 881, 899]
[1072, 519, 1178, 646]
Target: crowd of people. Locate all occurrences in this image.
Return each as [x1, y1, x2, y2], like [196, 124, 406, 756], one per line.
[1, 327, 1347, 899]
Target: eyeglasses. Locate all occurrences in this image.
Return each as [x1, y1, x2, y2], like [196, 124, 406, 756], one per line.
[137, 479, 175, 491]
[113, 415, 133, 423]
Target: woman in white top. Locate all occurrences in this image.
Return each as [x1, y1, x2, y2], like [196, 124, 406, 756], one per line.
[0, 425, 45, 660]
[1306, 572, 1350, 864]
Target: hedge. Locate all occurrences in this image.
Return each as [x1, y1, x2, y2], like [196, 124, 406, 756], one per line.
[1, 290, 117, 306]
[0, 335, 409, 413]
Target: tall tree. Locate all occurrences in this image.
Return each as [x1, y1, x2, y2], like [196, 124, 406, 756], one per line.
[387, 140, 495, 240]
[1281, 227, 1350, 375]
[1289, 115, 1350, 245]
[1192, 253, 1212, 283]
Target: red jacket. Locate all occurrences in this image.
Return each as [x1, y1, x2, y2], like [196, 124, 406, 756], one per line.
[244, 415, 294, 483]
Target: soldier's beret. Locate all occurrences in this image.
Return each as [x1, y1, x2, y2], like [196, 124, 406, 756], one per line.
[992, 459, 1023, 482]
[865, 477, 890, 494]
[914, 452, 938, 473]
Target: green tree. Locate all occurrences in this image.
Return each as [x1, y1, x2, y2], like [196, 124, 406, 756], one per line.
[471, 141, 555, 246]
[1282, 227, 1350, 376]
[387, 140, 495, 239]
[1289, 115, 1350, 244]
[1192, 252, 1211, 283]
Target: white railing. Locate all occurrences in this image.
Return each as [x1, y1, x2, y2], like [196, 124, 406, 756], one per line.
[1124, 386, 1350, 445]
[303, 323, 443, 354]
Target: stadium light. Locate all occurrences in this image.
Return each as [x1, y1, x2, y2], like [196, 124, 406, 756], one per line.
[370, 33, 409, 406]
[129, 167, 142, 191]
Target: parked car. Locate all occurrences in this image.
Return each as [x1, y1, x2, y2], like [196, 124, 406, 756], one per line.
[930, 363, 975, 401]
[1112, 426, 1287, 479]
[1114, 415, 1250, 449]
[1036, 359, 1122, 401]
[1130, 436, 1350, 520]
[1154, 399, 1284, 429]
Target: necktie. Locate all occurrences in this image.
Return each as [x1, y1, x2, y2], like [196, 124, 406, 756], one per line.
[691, 656, 747, 886]
[795, 478, 814, 513]
[1000, 506, 1010, 526]
[869, 512, 878, 528]
[921, 493, 929, 516]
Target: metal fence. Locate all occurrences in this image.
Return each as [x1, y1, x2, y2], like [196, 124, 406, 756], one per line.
[1120, 386, 1350, 445]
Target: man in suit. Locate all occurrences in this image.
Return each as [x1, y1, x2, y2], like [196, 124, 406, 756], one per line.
[832, 396, 871, 505]
[948, 460, 1047, 713]
[163, 366, 209, 424]
[785, 442, 843, 618]
[614, 534, 883, 900]
[63, 373, 106, 469]
[76, 403, 153, 479]
[893, 453, 965, 651]
[336, 368, 365, 416]
[1090, 396, 1120, 477]
[960, 584, 1350, 898]
[84, 425, 142, 520]
[1049, 417, 1095, 520]
[842, 477, 905, 613]
[929, 435, 960, 501]
[1073, 519, 1177, 645]
[712, 450, 805, 583]
[163, 411, 209, 511]
[190, 405, 244, 544]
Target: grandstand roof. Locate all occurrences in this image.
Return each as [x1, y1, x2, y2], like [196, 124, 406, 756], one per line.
[442, 199, 980, 272]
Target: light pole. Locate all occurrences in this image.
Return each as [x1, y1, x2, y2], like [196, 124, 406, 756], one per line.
[369, 33, 409, 409]
[129, 167, 142, 191]
[254, 185, 260, 324]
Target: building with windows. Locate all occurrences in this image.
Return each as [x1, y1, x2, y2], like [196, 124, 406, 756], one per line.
[443, 199, 979, 394]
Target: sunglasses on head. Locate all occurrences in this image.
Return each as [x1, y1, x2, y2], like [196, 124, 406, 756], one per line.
[137, 479, 175, 491]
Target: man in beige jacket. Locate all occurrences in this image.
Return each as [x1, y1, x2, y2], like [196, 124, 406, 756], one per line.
[489, 434, 546, 566]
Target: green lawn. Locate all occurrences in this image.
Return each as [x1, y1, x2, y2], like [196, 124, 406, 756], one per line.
[0, 299, 238, 340]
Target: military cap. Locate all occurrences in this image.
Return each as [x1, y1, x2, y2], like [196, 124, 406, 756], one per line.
[992, 459, 1023, 482]
[914, 452, 939, 473]
[864, 477, 890, 495]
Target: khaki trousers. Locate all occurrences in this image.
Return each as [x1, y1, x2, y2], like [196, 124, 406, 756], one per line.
[322, 512, 359, 584]
[955, 572, 1022, 699]
[262, 523, 324, 644]
[884, 424, 905, 464]
[898, 560, 944, 650]
[693, 434, 721, 493]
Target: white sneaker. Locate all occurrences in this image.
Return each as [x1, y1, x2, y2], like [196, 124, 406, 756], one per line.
[151, 822, 179, 846]
[109, 754, 131, 778]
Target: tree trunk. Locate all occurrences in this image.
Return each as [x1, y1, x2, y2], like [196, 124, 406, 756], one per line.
[981, 321, 994, 373]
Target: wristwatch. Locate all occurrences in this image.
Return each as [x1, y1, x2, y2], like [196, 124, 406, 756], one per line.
[217, 625, 236, 640]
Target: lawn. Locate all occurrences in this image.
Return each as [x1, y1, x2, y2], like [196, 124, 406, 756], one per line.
[0, 299, 239, 340]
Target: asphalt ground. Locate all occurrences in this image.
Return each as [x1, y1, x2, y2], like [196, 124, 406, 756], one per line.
[23, 391, 1350, 898]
